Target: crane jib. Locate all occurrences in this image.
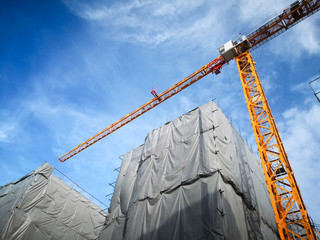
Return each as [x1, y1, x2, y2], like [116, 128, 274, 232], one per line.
[59, 56, 226, 162]
[60, 0, 320, 162]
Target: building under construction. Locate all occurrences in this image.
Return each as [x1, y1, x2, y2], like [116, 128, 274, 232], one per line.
[99, 100, 280, 239]
[0, 101, 280, 240]
[0, 163, 106, 240]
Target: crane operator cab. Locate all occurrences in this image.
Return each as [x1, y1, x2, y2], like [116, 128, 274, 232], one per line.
[218, 35, 251, 62]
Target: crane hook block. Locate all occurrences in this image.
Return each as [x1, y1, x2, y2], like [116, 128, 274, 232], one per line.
[151, 89, 160, 99]
[218, 35, 251, 62]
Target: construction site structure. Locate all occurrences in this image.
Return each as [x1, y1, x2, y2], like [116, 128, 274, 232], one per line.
[100, 100, 279, 239]
[0, 163, 106, 240]
[59, 0, 320, 239]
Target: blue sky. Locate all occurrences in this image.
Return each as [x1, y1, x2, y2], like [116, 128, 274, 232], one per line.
[1, 0, 320, 224]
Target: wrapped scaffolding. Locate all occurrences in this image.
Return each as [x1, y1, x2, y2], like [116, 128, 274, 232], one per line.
[100, 100, 280, 239]
[0, 163, 106, 240]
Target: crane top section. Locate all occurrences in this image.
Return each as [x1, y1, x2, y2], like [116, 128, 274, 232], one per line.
[218, 36, 251, 62]
[218, 0, 320, 62]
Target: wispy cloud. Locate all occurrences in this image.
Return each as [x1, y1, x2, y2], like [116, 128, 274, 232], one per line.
[62, 0, 320, 65]
[278, 103, 320, 218]
[0, 107, 31, 146]
[62, 0, 237, 49]
[269, 14, 320, 61]
[63, 0, 209, 46]
[0, 123, 15, 143]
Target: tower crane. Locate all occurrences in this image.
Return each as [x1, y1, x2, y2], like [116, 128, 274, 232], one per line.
[59, 0, 320, 239]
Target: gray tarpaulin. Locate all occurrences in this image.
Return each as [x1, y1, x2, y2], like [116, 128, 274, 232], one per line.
[99, 100, 280, 239]
[0, 163, 106, 240]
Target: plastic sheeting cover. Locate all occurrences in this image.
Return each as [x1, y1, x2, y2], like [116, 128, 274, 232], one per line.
[0, 163, 106, 240]
[100, 100, 280, 240]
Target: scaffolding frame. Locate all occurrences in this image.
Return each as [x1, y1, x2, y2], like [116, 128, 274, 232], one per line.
[309, 76, 320, 103]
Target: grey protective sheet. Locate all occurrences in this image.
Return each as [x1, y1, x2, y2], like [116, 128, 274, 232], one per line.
[0, 163, 106, 240]
[99, 100, 280, 239]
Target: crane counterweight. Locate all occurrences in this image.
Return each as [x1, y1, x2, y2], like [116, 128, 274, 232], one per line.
[218, 36, 251, 62]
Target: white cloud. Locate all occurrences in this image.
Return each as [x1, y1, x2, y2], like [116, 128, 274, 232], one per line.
[289, 76, 320, 106]
[297, 19, 320, 55]
[62, 0, 232, 47]
[0, 109, 29, 145]
[0, 130, 8, 142]
[291, 82, 309, 93]
[269, 14, 320, 61]
[239, 0, 290, 24]
[279, 103, 320, 222]
[62, 0, 320, 66]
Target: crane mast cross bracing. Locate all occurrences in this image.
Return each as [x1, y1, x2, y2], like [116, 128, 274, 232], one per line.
[236, 51, 316, 239]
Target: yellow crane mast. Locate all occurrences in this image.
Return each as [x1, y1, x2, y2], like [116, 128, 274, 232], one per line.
[236, 52, 315, 239]
[59, 0, 320, 239]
